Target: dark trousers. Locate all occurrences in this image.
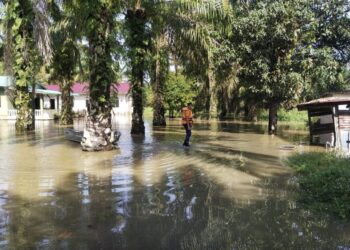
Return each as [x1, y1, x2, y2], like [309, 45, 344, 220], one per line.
[183, 124, 192, 145]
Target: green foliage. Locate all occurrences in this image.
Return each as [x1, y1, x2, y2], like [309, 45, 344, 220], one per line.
[287, 152, 350, 219]
[258, 108, 308, 122]
[6, 0, 42, 130]
[144, 84, 153, 107]
[164, 72, 198, 116]
[232, 0, 315, 109]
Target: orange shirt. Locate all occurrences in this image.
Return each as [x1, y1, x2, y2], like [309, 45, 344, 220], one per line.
[182, 107, 193, 125]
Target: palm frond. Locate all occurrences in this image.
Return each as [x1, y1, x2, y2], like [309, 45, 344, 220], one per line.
[32, 0, 52, 63]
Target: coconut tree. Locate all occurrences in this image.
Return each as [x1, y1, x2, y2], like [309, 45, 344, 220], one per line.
[4, 0, 51, 131]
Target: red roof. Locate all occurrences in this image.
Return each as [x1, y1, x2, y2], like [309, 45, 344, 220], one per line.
[45, 82, 130, 95]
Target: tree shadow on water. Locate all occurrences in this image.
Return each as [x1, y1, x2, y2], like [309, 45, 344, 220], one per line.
[0, 167, 349, 250]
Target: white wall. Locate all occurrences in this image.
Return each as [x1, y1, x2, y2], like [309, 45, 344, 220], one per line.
[0, 94, 14, 119]
[73, 95, 87, 112]
[42, 96, 60, 110]
[112, 94, 132, 115]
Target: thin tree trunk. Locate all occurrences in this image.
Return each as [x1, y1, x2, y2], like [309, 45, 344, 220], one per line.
[152, 33, 167, 126]
[30, 82, 35, 130]
[268, 104, 279, 135]
[208, 60, 217, 120]
[60, 81, 73, 125]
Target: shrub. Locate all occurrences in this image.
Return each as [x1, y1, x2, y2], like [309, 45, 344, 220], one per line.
[287, 152, 350, 219]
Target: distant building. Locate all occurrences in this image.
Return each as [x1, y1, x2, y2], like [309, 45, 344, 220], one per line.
[0, 76, 61, 120]
[46, 82, 132, 116]
[0, 76, 132, 120]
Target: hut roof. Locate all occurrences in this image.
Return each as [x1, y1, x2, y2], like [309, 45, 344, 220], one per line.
[297, 93, 350, 111]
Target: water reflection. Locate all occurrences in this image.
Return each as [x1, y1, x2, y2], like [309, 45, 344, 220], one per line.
[0, 119, 349, 249]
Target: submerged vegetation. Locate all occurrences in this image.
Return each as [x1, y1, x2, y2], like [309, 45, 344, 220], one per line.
[287, 152, 350, 219]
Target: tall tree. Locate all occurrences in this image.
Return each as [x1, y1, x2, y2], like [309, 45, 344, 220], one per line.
[231, 0, 317, 134]
[149, 12, 169, 126]
[125, 2, 149, 134]
[5, 0, 51, 132]
[123, 0, 227, 133]
[48, 0, 80, 125]
[80, 0, 120, 151]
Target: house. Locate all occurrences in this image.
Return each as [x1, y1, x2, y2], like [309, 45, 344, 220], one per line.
[45, 82, 132, 116]
[0, 76, 132, 120]
[297, 92, 350, 151]
[0, 76, 61, 120]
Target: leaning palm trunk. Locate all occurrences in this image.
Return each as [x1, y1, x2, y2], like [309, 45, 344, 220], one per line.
[126, 8, 147, 134]
[81, 4, 117, 151]
[59, 81, 73, 125]
[152, 33, 168, 126]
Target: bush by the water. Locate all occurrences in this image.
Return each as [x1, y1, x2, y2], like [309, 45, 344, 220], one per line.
[287, 152, 350, 219]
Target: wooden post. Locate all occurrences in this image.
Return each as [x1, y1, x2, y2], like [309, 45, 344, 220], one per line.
[56, 95, 59, 112]
[40, 95, 44, 119]
[333, 106, 341, 148]
[308, 109, 313, 145]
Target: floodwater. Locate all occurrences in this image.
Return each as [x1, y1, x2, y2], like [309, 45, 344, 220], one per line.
[0, 118, 349, 250]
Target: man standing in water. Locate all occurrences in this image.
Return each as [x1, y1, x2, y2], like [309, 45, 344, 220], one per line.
[182, 103, 193, 146]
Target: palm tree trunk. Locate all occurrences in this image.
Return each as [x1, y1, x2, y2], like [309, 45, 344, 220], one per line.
[152, 33, 168, 126]
[15, 86, 33, 131]
[81, 4, 117, 151]
[208, 64, 218, 119]
[59, 80, 73, 125]
[7, 0, 36, 132]
[131, 78, 145, 134]
[126, 8, 147, 134]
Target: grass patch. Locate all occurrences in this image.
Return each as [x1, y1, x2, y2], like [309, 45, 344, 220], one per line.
[287, 152, 350, 219]
[259, 108, 308, 122]
[144, 107, 153, 118]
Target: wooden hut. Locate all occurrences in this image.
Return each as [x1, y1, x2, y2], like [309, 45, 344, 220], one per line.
[297, 93, 350, 151]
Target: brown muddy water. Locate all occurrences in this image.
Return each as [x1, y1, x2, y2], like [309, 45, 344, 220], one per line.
[0, 118, 349, 250]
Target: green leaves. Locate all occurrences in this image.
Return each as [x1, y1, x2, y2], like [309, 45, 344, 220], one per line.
[287, 152, 350, 219]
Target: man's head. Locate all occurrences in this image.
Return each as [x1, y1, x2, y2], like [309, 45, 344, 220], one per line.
[187, 103, 192, 110]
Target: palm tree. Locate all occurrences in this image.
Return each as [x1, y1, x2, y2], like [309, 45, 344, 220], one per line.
[48, 1, 81, 125]
[124, 0, 228, 133]
[74, 0, 120, 151]
[4, 0, 51, 131]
